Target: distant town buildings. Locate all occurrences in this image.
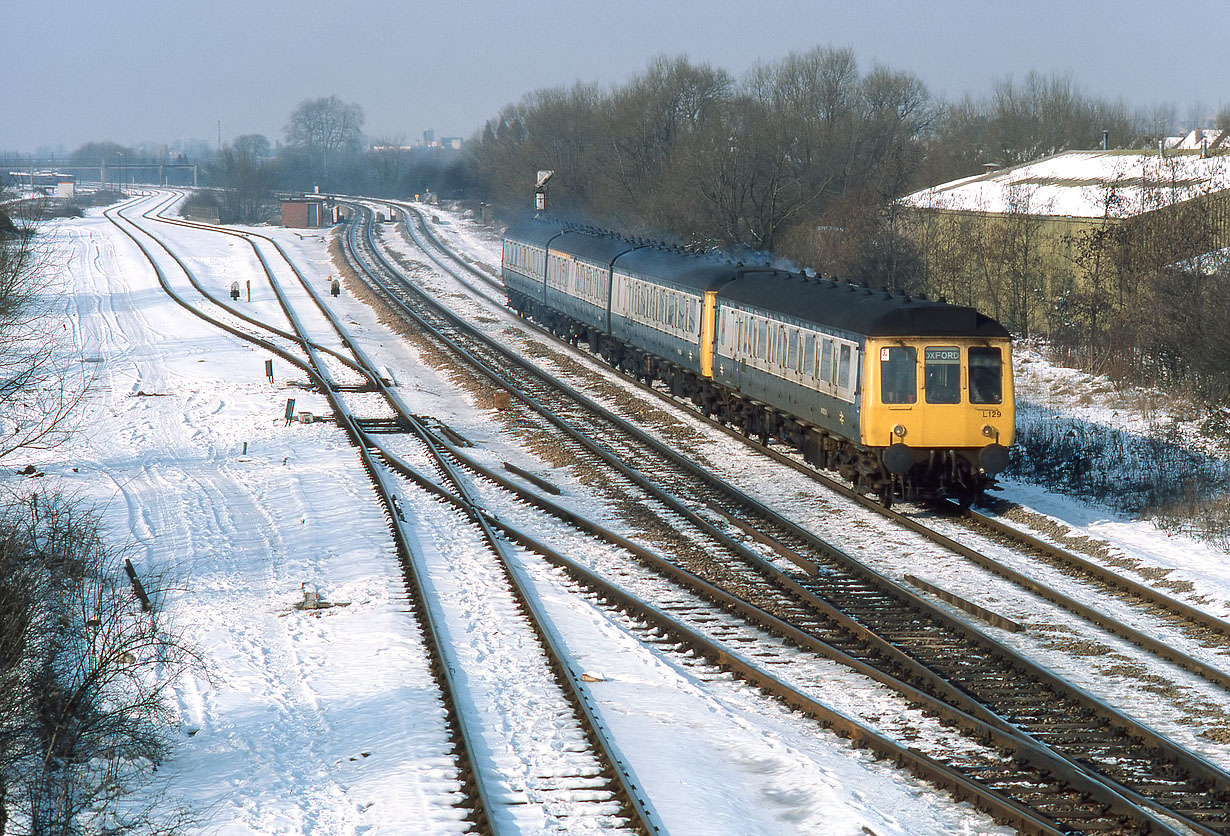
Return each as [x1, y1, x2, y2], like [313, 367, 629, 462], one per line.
[368, 130, 463, 153]
[6, 170, 76, 197]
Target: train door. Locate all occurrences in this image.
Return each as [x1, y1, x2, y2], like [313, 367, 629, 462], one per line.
[915, 343, 1012, 448]
[700, 291, 720, 379]
[913, 345, 965, 447]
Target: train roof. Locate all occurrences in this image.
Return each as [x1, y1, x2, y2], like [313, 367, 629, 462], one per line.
[504, 219, 644, 266]
[503, 217, 567, 248]
[554, 229, 640, 264]
[503, 219, 1010, 338]
[505, 218, 739, 291]
[614, 246, 739, 293]
[721, 271, 1011, 339]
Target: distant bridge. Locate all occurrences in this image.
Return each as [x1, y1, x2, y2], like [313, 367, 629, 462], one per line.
[2, 157, 198, 188]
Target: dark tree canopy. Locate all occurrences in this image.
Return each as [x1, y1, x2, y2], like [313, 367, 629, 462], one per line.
[284, 95, 364, 156]
[69, 141, 132, 164]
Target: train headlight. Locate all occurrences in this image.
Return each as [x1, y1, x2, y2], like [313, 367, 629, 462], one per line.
[893, 424, 907, 438]
[982, 425, 997, 438]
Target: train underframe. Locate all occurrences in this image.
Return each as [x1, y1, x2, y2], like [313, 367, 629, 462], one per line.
[510, 291, 994, 508]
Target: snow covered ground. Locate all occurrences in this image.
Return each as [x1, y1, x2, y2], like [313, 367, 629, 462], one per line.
[9, 192, 1029, 835]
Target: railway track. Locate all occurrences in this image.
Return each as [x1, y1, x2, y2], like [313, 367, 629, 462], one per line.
[342, 199, 1230, 834]
[397, 201, 1230, 673]
[390, 199, 1230, 701]
[107, 192, 662, 836]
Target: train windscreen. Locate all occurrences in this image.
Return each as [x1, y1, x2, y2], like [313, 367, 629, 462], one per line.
[969, 347, 1003, 404]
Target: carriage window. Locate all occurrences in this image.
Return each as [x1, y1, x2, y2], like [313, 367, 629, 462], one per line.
[838, 344, 852, 390]
[969, 347, 1003, 404]
[924, 346, 961, 404]
[803, 334, 815, 375]
[880, 346, 916, 404]
[788, 330, 800, 371]
[820, 340, 834, 382]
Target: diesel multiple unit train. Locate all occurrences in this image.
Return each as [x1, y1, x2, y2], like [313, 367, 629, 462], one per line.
[501, 218, 1015, 506]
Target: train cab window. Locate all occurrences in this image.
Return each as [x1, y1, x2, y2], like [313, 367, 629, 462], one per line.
[969, 347, 1004, 404]
[924, 346, 961, 404]
[880, 346, 916, 404]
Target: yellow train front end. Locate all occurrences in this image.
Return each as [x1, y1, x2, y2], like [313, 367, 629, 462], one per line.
[860, 336, 1015, 502]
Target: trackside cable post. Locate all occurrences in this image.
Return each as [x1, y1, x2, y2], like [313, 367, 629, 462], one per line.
[124, 559, 152, 612]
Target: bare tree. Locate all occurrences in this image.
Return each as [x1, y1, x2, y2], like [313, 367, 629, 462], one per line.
[67, 143, 131, 167]
[987, 71, 1133, 165]
[205, 142, 275, 224]
[597, 54, 733, 226]
[365, 134, 413, 197]
[230, 134, 271, 162]
[283, 95, 365, 185]
[0, 196, 84, 459]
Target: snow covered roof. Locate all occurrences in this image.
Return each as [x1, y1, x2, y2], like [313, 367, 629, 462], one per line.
[1165, 129, 1230, 151]
[901, 148, 1230, 220]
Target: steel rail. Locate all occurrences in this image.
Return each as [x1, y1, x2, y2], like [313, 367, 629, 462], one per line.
[394, 201, 1230, 689]
[136, 194, 663, 836]
[366, 200, 1230, 834]
[106, 193, 502, 834]
[346, 199, 1230, 831]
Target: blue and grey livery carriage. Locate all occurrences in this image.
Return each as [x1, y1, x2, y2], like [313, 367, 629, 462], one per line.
[502, 217, 1014, 507]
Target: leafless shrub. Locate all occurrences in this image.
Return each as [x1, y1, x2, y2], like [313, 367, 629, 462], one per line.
[1009, 403, 1230, 546]
[0, 492, 198, 835]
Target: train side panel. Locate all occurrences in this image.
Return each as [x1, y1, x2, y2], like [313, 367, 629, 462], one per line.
[712, 300, 863, 439]
[609, 267, 707, 376]
[501, 224, 553, 307]
[542, 231, 632, 334]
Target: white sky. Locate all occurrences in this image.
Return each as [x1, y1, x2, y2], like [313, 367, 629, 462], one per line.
[5, 0, 1230, 155]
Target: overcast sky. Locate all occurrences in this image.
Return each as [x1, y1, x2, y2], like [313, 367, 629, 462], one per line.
[4, 0, 1229, 155]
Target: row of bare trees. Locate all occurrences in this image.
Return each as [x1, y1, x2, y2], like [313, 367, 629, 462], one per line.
[470, 50, 935, 261]
[192, 95, 472, 222]
[466, 52, 1188, 292]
